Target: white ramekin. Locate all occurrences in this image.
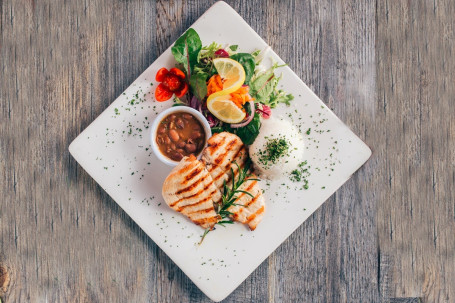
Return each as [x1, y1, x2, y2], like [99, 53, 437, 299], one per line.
[150, 106, 212, 166]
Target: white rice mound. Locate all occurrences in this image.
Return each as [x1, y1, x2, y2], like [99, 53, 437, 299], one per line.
[249, 118, 305, 179]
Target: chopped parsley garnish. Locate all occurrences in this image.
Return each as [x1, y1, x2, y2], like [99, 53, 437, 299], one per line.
[257, 137, 291, 166]
[290, 161, 311, 190]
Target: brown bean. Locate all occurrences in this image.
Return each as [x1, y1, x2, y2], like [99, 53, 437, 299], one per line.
[158, 125, 166, 134]
[164, 137, 171, 145]
[177, 141, 186, 148]
[171, 152, 183, 161]
[176, 148, 185, 154]
[185, 143, 197, 153]
[183, 114, 193, 120]
[169, 130, 179, 142]
[169, 114, 176, 120]
[190, 131, 202, 139]
[170, 143, 176, 150]
[176, 119, 185, 129]
[157, 136, 164, 145]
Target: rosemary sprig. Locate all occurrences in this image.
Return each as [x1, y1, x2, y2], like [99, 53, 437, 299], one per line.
[198, 159, 258, 244]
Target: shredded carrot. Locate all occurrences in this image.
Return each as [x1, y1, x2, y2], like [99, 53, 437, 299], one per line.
[230, 86, 254, 109]
[207, 75, 254, 111]
[207, 74, 223, 96]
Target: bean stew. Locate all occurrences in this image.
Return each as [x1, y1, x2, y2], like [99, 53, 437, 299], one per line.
[156, 112, 206, 161]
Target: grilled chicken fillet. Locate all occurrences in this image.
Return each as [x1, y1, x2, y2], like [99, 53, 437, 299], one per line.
[201, 132, 248, 193]
[202, 132, 265, 230]
[226, 174, 265, 230]
[162, 155, 221, 229]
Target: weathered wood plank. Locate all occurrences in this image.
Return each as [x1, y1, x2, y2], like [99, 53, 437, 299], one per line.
[263, 0, 379, 302]
[376, 0, 455, 302]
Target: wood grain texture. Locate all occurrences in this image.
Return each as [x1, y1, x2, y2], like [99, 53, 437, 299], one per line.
[0, 0, 453, 302]
[376, 1, 455, 302]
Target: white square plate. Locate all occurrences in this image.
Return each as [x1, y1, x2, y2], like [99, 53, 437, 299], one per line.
[69, 2, 371, 301]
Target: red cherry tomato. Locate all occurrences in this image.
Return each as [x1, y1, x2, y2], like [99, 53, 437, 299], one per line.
[155, 83, 173, 102]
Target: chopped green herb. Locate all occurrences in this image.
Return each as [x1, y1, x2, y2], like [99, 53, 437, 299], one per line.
[257, 137, 290, 166]
[290, 161, 311, 190]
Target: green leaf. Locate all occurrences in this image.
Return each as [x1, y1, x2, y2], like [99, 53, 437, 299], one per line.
[251, 49, 261, 57]
[211, 126, 225, 133]
[254, 76, 277, 103]
[189, 72, 208, 101]
[268, 90, 294, 107]
[229, 45, 238, 51]
[249, 63, 295, 108]
[171, 28, 202, 77]
[230, 53, 256, 84]
[234, 113, 261, 145]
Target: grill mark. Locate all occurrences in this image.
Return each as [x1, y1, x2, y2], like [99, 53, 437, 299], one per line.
[206, 134, 227, 154]
[207, 164, 218, 173]
[225, 160, 247, 185]
[176, 195, 211, 212]
[177, 188, 218, 212]
[232, 146, 247, 163]
[246, 205, 265, 224]
[212, 156, 246, 185]
[170, 180, 216, 207]
[244, 192, 261, 208]
[207, 141, 245, 174]
[184, 166, 203, 184]
[175, 173, 210, 195]
[177, 159, 199, 176]
[213, 138, 239, 165]
[237, 207, 244, 216]
[187, 207, 215, 215]
[235, 180, 257, 202]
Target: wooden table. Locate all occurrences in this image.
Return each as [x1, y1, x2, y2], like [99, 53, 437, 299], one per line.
[1, 1, 454, 302]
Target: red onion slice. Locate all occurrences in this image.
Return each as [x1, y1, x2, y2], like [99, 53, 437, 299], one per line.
[230, 101, 255, 128]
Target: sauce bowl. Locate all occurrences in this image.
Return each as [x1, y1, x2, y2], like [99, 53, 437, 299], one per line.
[150, 106, 212, 166]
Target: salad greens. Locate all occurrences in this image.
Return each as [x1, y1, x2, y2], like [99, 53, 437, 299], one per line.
[171, 28, 202, 78]
[189, 72, 208, 101]
[230, 53, 256, 84]
[195, 42, 221, 76]
[249, 63, 294, 108]
[169, 28, 294, 145]
[212, 112, 261, 145]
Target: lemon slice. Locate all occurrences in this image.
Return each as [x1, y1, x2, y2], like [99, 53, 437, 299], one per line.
[207, 95, 246, 123]
[208, 58, 245, 101]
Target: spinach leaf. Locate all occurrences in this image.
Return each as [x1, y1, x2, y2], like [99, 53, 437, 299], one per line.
[210, 113, 261, 145]
[189, 72, 208, 101]
[230, 53, 256, 84]
[171, 28, 202, 77]
[233, 113, 261, 145]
